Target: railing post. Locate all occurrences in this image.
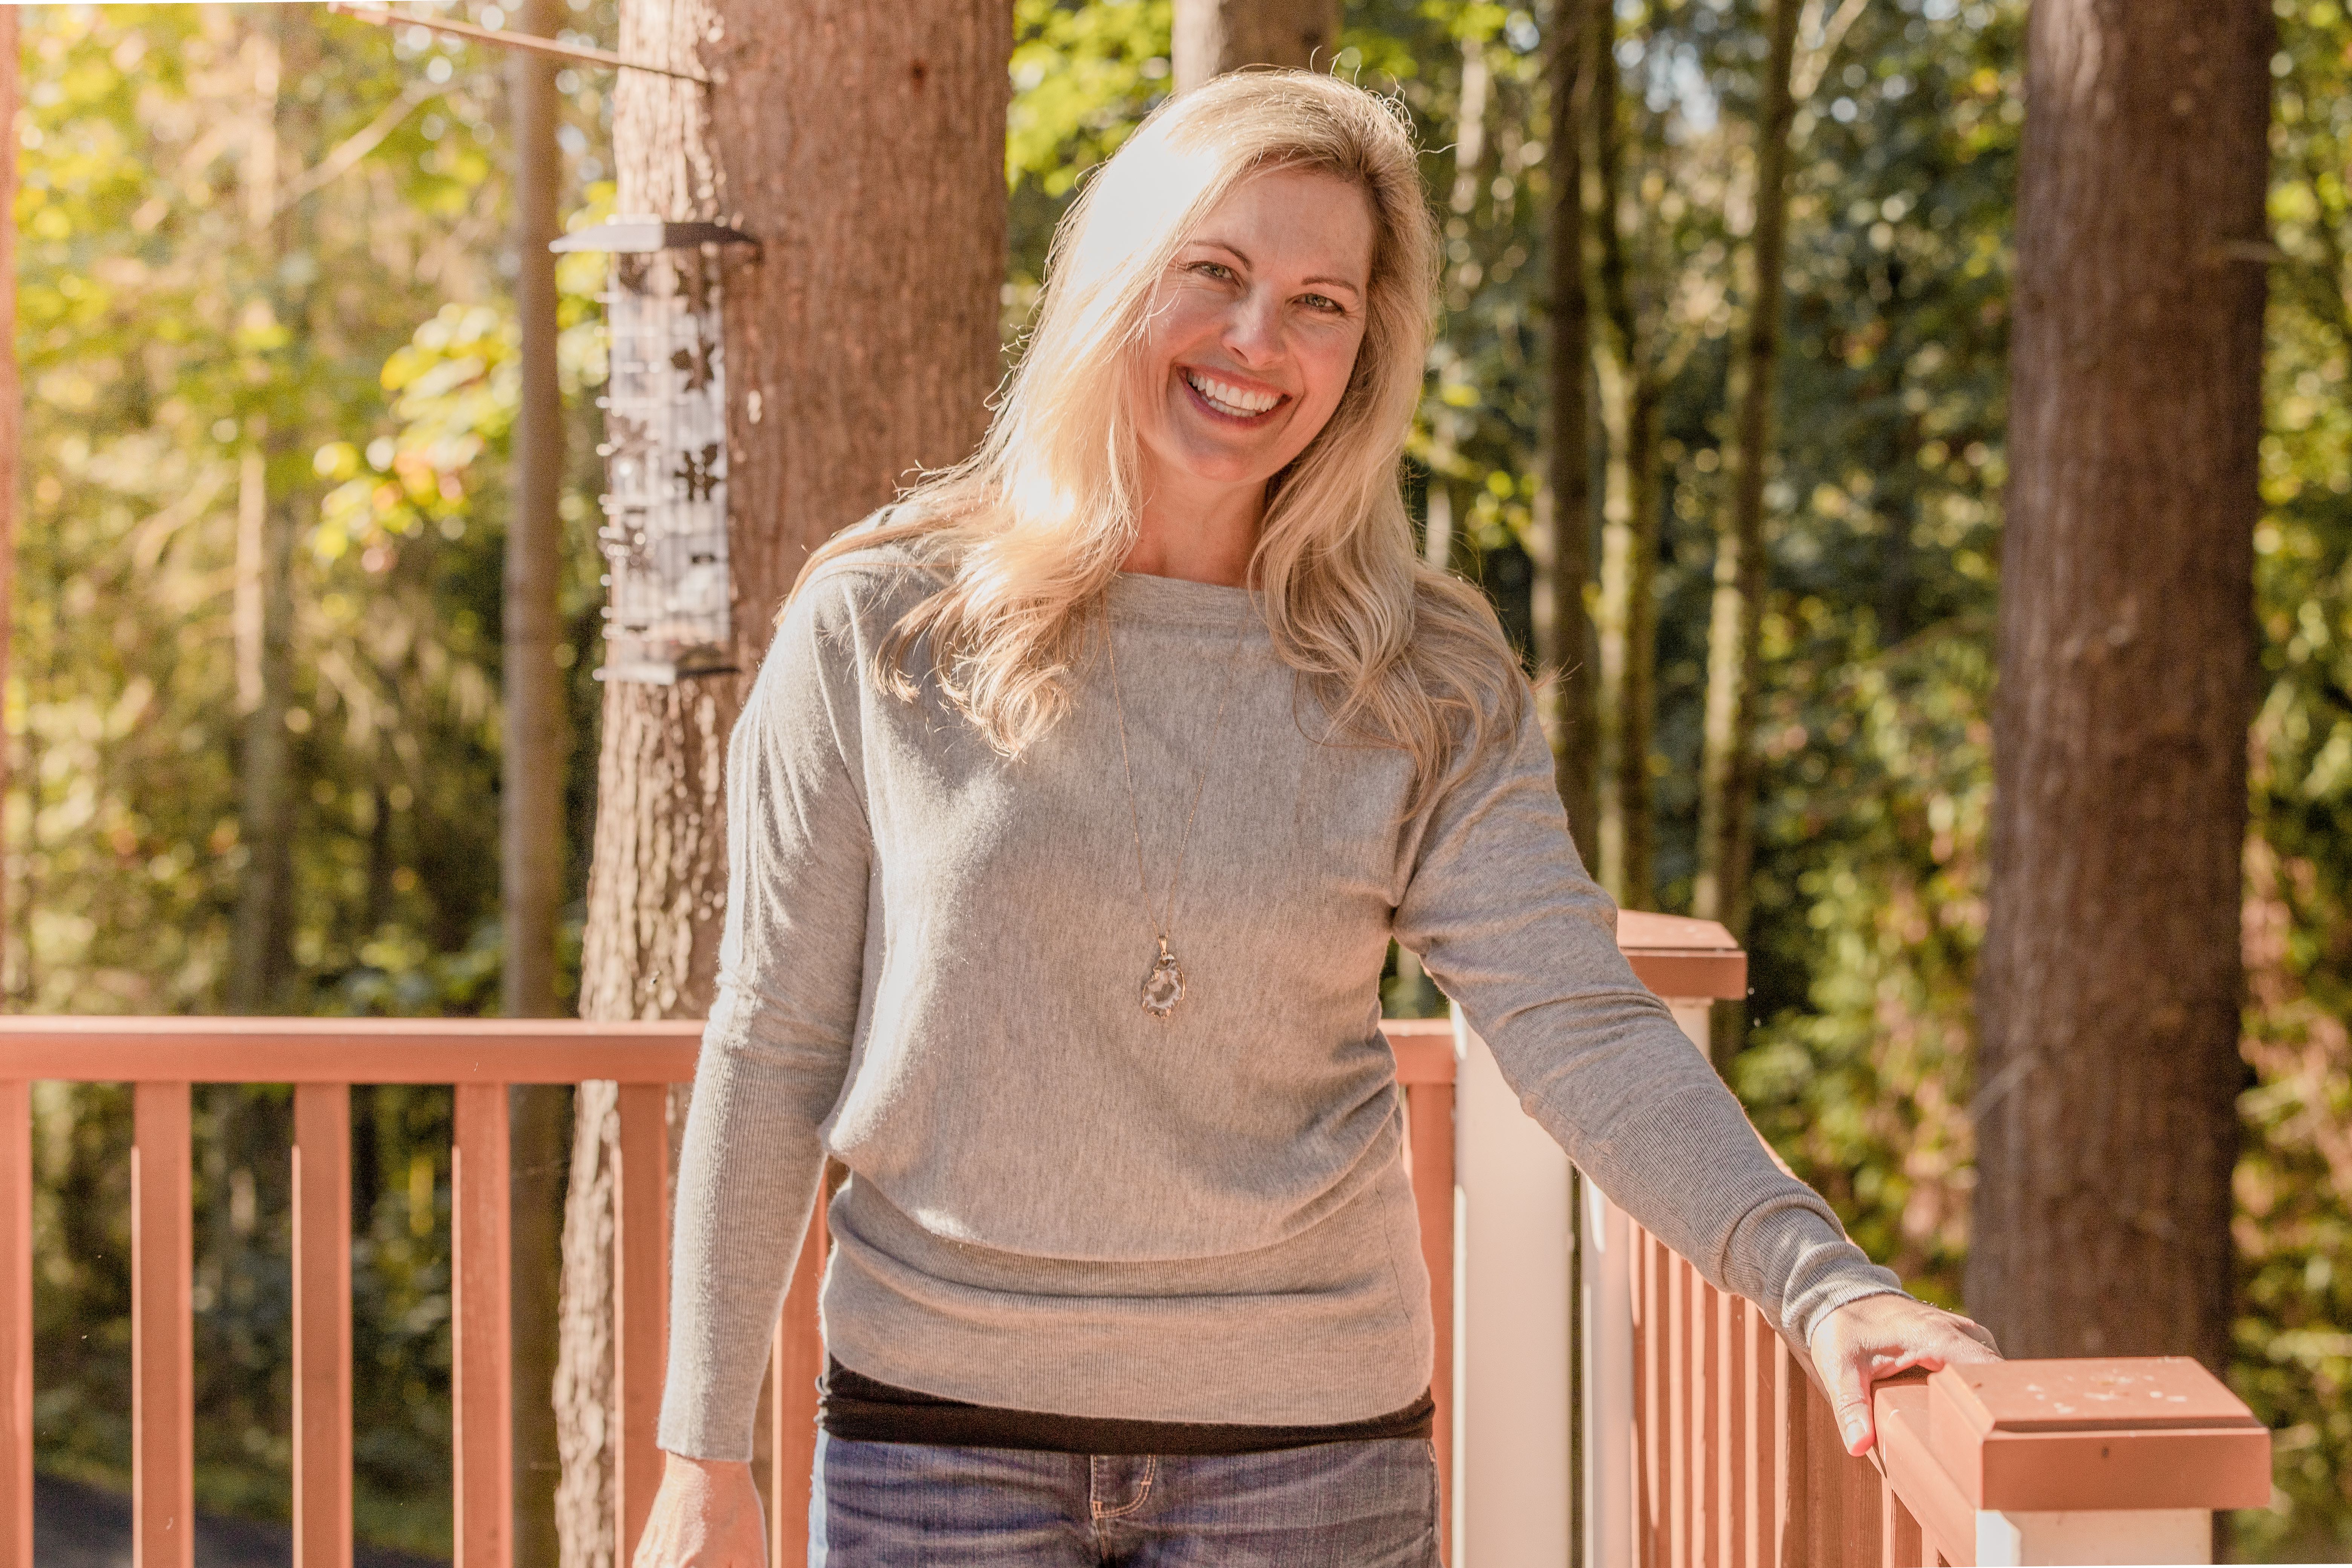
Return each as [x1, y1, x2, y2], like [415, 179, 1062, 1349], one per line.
[1929, 1358, 2268, 1566]
[1579, 913, 1749, 1568]
[0, 1078, 29, 1568]
[291, 1083, 354, 1568]
[133, 1081, 194, 1568]
[453, 1083, 513, 1568]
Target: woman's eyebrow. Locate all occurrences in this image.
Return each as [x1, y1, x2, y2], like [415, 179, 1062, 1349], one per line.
[1187, 237, 1253, 268]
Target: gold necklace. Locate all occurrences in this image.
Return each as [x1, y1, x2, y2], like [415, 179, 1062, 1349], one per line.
[1101, 600, 1254, 1019]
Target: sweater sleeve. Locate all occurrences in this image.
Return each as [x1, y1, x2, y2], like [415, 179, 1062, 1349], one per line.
[656, 573, 874, 1461]
[1393, 702, 1901, 1357]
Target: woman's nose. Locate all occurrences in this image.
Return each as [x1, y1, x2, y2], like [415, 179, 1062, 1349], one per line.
[1220, 287, 1284, 363]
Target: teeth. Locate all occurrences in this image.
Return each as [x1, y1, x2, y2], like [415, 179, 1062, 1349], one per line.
[1185, 370, 1280, 416]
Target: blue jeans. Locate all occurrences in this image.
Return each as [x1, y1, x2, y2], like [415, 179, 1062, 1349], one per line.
[809, 1433, 1441, 1566]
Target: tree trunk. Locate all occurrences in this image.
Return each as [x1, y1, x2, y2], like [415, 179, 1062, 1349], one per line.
[1588, 4, 1658, 911]
[1968, 0, 2270, 1371]
[1692, 0, 1798, 1066]
[229, 12, 311, 1015]
[505, 9, 570, 1560]
[1541, 0, 1599, 862]
[553, 2, 1008, 1560]
[506, 0, 566, 1024]
[1172, 0, 1341, 92]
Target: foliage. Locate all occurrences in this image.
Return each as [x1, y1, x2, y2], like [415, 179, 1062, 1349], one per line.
[2229, 2, 2352, 1553]
[11, 0, 614, 1550]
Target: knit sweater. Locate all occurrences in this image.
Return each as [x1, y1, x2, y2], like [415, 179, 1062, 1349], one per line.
[656, 542, 1901, 1461]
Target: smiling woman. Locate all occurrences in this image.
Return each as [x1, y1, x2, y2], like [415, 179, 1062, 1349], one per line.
[631, 69, 1991, 1568]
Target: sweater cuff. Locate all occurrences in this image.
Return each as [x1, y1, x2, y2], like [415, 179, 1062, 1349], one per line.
[1726, 1198, 1906, 1359]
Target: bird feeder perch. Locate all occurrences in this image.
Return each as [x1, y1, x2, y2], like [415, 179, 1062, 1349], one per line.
[553, 218, 756, 684]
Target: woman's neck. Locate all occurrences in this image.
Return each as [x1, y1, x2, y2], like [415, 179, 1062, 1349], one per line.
[1122, 476, 1263, 588]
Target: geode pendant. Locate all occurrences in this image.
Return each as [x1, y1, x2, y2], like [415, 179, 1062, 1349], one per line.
[1142, 946, 1186, 1018]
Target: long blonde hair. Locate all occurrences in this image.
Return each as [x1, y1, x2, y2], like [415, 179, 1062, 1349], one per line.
[792, 69, 1525, 807]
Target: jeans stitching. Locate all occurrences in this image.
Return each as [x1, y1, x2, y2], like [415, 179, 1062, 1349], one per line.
[1088, 1453, 1158, 1520]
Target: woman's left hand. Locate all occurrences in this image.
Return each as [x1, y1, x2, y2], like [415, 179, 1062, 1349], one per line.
[1809, 1293, 2001, 1457]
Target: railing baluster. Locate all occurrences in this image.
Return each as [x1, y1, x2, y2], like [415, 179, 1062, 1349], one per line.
[1720, 1287, 1742, 1568]
[452, 1083, 512, 1568]
[1404, 1075, 1455, 1563]
[292, 1084, 353, 1568]
[1778, 1336, 1805, 1568]
[614, 1084, 671, 1564]
[0, 1079, 29, 1568]
[1635, 1228, 1657, 1568]
[1703, 1279, 1721, 1568]
[772, 1199, 829, 1568]
[1880, 1478, 1922, 1568]
[1743, 1303, 1771, 1568]
[133, 1082, 194, 1568]
[1671, 1251, 1691, 1568]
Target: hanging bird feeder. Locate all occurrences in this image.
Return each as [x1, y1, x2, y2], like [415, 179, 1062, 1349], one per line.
[553, 218, 756, 684]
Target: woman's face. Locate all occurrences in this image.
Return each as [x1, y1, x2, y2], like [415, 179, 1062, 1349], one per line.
[1132, 167, 1377, 507]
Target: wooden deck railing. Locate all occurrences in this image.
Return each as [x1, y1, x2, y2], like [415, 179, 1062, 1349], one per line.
[0, 1020, 696, 1568]
[0, 920, 2276, 1568]
[0, 1015, 1453, 1568]
[1623, 1220, 2273, 1566]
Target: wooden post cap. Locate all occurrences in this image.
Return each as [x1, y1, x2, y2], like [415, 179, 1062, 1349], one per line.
[1928, 1357, 2272, 1512]
[1614, 910, 1747, 1001]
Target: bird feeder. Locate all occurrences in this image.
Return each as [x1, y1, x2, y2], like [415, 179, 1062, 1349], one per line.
[552, 217, 756, 684]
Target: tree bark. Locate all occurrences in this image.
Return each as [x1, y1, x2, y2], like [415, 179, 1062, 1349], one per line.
[553, 2, 1008, 1560]
[229, 11, 311, 1014]
[1692, 0, 1798, 1066]
[1968, 0, 2271, 1371]
[1172, 0, 1341, 92]
[1588, 4, 1660, 911]
[1541, 0, 1600, 863]
[505, 9, 570, 1559]
[506, 0, 566, 1024]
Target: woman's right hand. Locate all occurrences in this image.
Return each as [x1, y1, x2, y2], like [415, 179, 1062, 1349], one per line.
[632, 1452, 767, 1568]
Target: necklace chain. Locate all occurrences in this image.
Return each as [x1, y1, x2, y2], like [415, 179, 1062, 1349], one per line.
[1102, 599, 1254, 991]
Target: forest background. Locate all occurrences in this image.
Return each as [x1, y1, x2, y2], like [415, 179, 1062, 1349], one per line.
[9, 0, 2350, 1560]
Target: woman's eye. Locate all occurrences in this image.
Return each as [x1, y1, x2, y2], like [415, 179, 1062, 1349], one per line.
[1193, 261, 1236, 282]
[1300, 293, 1344, 314]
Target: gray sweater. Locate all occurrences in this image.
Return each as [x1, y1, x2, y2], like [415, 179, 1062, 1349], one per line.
[657, 545, 1900, 1461]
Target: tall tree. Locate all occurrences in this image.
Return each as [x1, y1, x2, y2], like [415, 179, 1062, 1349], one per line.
[504, 4, 570, 1563]
[1172, 0, 1340, 92]
[552, 2, 1009, 1560]
[1587, 3, 1662, 910]
[228, 13, 314, 1013]
[1969, 0, 2271, 1369]
[1542, 0, 1599, 861]
[505, 0, 566, 1021]
[1692, 0, 1800, 1066]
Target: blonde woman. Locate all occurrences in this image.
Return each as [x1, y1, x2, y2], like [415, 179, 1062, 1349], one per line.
[637, 70, 1993, 1568]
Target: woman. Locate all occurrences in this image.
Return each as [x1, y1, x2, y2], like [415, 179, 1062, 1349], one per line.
[639, 70, 1994, 1567]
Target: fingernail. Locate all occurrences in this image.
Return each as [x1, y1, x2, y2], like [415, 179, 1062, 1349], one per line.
[1842, 1419, 1865, 1450]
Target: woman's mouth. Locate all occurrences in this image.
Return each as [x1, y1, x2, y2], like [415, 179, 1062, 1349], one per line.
[1182, 368, 1286, 422]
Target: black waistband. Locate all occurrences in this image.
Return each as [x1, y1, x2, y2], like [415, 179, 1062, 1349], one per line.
[819, 1358, 1435, 1456]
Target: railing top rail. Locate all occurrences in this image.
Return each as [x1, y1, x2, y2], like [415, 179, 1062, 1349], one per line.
[0, 1015, 1464, 1087]
[0, 1016, 701, 1083]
